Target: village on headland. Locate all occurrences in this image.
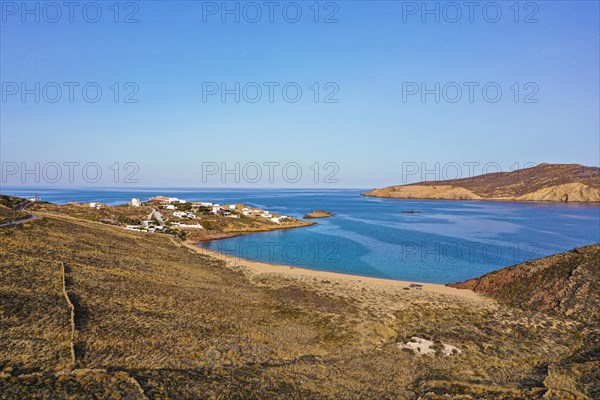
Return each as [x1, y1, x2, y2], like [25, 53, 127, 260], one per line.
[120, 195, 296, 234]
[18, 194, 315, 241]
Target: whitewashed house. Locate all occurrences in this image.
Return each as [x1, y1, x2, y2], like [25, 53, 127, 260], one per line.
[173, 211, 188, 218]
[271, 216, 288, 223]
[130, 198, 142, 207]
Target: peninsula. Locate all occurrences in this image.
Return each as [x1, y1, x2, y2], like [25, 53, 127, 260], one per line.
[362, 163, 600, 202]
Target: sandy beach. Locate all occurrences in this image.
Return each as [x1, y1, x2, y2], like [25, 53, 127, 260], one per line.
[184, 240, 487, 303]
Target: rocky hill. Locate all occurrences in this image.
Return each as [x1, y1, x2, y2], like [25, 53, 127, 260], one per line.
[363, 163, 600, 202]
[448, 243, 600, 326]
[448, 244, 600, 398]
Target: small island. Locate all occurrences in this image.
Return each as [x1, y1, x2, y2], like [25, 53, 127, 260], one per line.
[303, 210, 334, 219]
[400, 210, 422, 214]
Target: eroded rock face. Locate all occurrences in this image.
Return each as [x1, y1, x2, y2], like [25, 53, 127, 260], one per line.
[363, 163, 600, 203]
[515, 183, 600, 202]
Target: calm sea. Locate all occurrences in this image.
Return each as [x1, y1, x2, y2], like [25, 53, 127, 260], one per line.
[5, 187, 600, 284]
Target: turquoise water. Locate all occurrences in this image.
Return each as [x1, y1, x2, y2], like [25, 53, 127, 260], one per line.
[5, 187, 599, 283]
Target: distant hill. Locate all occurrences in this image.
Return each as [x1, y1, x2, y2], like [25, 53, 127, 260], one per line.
[363, 163, 600, 202]
[448, 243, 600, 326]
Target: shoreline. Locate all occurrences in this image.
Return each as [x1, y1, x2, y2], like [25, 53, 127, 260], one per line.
[184, 239, 486, 302]
[189, 220, 316, 243]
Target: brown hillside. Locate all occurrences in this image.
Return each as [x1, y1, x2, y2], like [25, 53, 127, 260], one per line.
[1, 210, 596, 398]
[363, 163, 600, 202]
[448, 243, 600, 326]
[448, 244, 600, 398]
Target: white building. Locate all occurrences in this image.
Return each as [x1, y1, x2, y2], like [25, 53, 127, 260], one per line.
[130, 198, 142, 207]
[179, 223, 203, 229]
[173, 211, 187, 218]
[271, 216, 288, 223]
[162, 204, 176, 210]
[89, 202, 101, 208]
[228, 204, 236, 210]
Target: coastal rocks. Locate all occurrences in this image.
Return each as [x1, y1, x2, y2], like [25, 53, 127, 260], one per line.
[398, 337, 461, 357]
[303, 210, 334, 219]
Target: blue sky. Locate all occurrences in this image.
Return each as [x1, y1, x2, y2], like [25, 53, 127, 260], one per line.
[1, 0, 599, 188]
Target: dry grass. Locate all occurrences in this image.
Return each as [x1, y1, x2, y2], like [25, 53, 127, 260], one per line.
[0, 204, 28, 224]
[0, 212, 595, 399]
